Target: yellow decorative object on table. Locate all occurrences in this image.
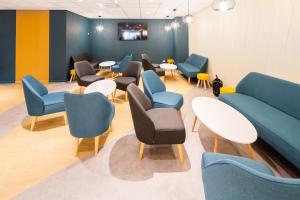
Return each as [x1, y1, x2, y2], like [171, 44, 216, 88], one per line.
[197, 73, 210, 89]
[167, 58, 175, 64]
[220, 87, 236, 94]
[69, 69, 76, 83]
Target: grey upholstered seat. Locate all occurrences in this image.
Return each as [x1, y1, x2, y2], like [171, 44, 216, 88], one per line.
[141, 53, 165, 77]
[127, 83, 186, 162]
[74, 61, 104, 87]
[72, 53, 100, 69]
[114, 61, 142, 98]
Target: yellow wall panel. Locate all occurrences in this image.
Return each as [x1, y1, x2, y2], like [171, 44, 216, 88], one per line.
[16, 10, 49, 82]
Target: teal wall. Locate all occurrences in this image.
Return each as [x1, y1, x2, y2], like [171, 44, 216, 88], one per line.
[0, 10, 16, 83]
[173, 17, 189, 63]
[89, 19, 175, 63]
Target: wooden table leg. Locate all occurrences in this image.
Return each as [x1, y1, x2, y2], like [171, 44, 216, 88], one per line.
[248, 144, 255, 159]
[214, 134, 219, 153]
[192, 116, 197, 132]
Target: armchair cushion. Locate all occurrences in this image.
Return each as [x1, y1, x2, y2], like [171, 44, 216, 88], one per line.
[152, 92, 183, 110]
[202, 152, 274, 175]
[147, 108, 185, 144]
[42, 92, 67, 115]
[79, 75, 104, 87]
[115, 77, 136, 91]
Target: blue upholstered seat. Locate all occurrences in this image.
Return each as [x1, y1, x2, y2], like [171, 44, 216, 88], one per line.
[202, 152, 300, 200]
[112, 54, 132, 73]
[177, 54, 208, 79]
[219, 72, 300, 169]
[22, 75, 68, 116]
[64, 92, 115, 155]
[142, 70, 183, 111]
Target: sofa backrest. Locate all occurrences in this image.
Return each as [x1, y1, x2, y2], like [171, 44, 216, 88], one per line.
[237, 72, 300, 120]
[185, 54, 208, 70]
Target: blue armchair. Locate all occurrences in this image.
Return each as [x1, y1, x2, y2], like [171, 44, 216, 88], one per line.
[141, 70, 183, 111]
[64, 92, 115, 156]
[177, 54, 208, 83]
[22, 75, 68, 131]
[112, 54, 133, 75]
[202, 152, 300, 200]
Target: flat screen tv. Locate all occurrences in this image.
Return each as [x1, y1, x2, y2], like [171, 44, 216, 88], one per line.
[118, 23, 148, 41]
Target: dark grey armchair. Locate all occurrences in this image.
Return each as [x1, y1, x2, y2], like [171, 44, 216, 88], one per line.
[74, 61, 104, 93]
[141, 53, 165, 77]
[114, 61, 142, 101]
[127, 83, 186, 163]
[72, 53, 100, 69]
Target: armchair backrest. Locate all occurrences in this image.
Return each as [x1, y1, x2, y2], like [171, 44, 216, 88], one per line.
[202, 153, 300, 200]
[127, 84, 155, 144]
[141, 54, 155, 71]
[22, 75, 48, 116]
[185, 54, 208, 71]
[141, 70, 166, 102]
[123, 61, 142, 85]
[64, 93, 115, 138]
[74, 61, 96, 78]
[72, 53, 92, 63]
[119, 55, 132, 72]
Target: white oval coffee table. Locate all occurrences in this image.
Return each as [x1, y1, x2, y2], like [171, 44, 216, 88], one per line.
[84, 80, 116, 101]
[99, 61, 116, 71]
[192, 97, 257, 159]
[160, 63, 177, 77]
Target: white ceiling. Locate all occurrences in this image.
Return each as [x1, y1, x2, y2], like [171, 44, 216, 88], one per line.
[0, 0, 211, 19]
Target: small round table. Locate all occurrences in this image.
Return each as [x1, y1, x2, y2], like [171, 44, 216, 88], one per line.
[84, 80, 117, 101]
[192, 97, 257, 159]
[160, 63, 177, 77]
[99, 61, 116, 72]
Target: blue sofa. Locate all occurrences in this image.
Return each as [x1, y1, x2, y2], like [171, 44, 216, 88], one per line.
[219, 72, 300, 169]
[202, 152, 300, 200]
[177, 54, 208, 83]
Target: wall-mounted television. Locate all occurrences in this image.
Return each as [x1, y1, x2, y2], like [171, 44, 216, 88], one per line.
[118, 23, 148, 41]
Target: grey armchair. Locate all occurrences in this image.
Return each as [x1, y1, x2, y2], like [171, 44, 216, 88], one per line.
[114, 61, 142, 101]
[141, 53, 165, 77]
[74, 61, 104, 93]
[72, 53, 100, 69]
[127, 83, 186, 163]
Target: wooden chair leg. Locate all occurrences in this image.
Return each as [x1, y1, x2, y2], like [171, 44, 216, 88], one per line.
[177, 144, 184, 164]
[139, 142, 145, 160]
[179, 109, 183, 118]
[109, 123, 113, 132]
[30, 116, 37, 131]
[188, 77, 191, 84]
[74, 138, 79, 156]
[248, 144, 255, 159]
[204, 80, 207, 89]
[64, 112, 68, 125]
[69, 74, 73, 83]
[125, 91, 128, 101]
[192, 116, 197, 132]
[196, 79, 200, 88]
[95, 135, 100, 155]
[214, 134, 219, 153]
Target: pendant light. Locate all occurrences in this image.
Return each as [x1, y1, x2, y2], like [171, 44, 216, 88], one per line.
[96, 16, 104, 32]
[171, 9, 179, 29]
[184, 0, 192, 23]
[164, 16, 171, 31]
[211, 0, 236, 11]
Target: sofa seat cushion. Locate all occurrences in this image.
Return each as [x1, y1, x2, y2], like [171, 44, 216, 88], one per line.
[115, 77, 136, 91]
[147, 108, 185, 144]
[219, 93, 300, 168]
[202, 152, 274, 175]
[152, 91, 183, 111]
[177, 63, 200, 78]
[42, 92, 67, 114]
[80, 75, 104, 87]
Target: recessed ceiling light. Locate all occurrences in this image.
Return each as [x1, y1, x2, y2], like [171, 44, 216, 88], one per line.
[114, 0, 119, 4]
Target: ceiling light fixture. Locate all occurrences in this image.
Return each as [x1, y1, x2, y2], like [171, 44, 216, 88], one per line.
[96, 16, 104, 32]
[171, 9, 179, 29]
[184, 0, 192, 24]
[211, 0, 236, 11]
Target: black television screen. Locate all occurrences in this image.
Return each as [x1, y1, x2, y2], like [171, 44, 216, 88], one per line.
[118, 23, 148, 41]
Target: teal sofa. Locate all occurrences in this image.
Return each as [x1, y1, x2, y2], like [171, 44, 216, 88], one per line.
[219, 72, 300, 169]
[177, 54, 208, 83]
[202, 152, 300, 200]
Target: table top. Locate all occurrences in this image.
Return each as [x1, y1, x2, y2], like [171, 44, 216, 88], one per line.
[160, 63, 177, 70]
[192, 97, 257, 144]
[99, 61, 116, 67]
[84, 80, 116, 96]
